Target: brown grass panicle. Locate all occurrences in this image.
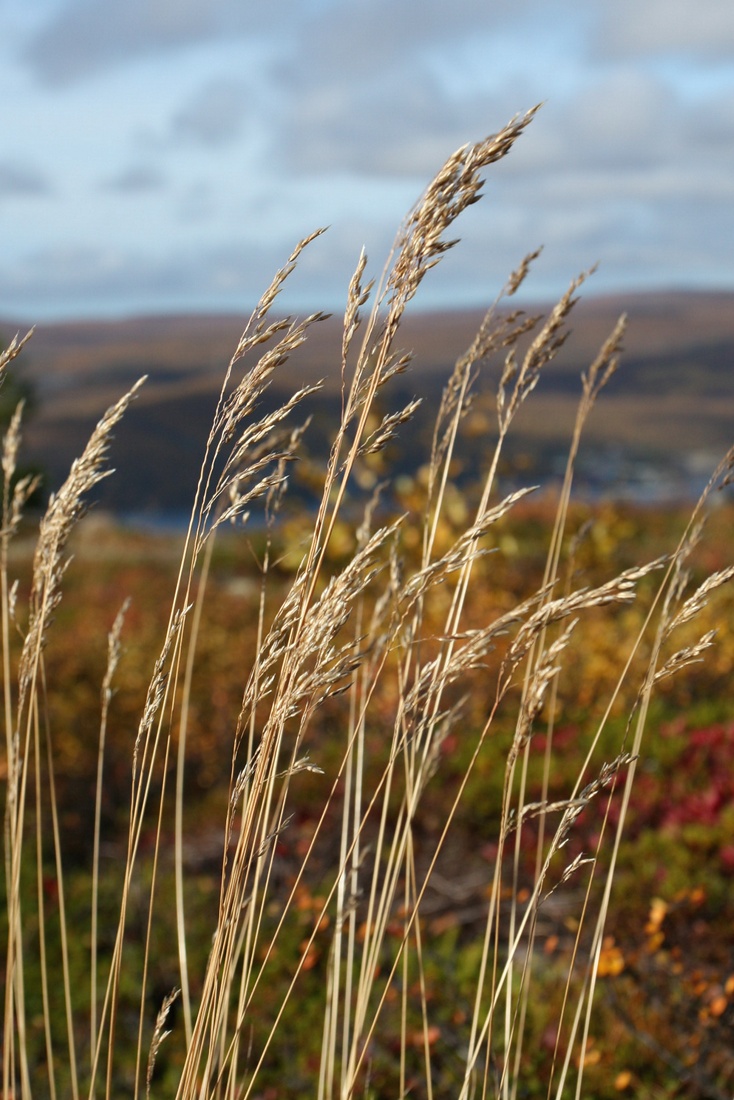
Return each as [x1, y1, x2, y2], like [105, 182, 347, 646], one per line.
[1, 108, 733, 1100]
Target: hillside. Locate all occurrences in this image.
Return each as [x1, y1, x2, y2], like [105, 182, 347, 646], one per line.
[2, 290, 733, 516]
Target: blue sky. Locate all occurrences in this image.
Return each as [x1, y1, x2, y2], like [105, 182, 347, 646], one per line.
[2, 0, 733, 321]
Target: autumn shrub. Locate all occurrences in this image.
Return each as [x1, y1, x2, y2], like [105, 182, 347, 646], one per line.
[1, 107, 733, 1100]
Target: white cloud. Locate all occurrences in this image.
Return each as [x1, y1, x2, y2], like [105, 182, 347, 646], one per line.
[171, 79, 250, 147]
[0, 230, 342, 320]
[594, 0, 734, 58]
[279, 0, 542, 82]
[101, 165, 167, 193]
[4, 0, 733, 320]
[0, 159, 52, 197]
[272, 8, 551, 179]
[0, 242, 222, 318]
[21, 0, 283, 85]
[277, 66, 491, 177]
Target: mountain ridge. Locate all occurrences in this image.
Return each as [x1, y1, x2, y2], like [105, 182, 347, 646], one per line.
[3, 289, 733, 513]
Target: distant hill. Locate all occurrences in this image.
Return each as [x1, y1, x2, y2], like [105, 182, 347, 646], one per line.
[2, 290, 733, 515]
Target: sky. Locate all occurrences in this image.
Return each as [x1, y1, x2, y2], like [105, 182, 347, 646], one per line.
[1, 0, 733, 322]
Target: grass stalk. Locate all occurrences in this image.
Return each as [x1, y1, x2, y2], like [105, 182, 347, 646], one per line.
[1, 112, 732, 1100]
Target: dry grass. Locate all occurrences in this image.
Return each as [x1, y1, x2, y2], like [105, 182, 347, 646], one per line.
[2, 109, 733, 1100]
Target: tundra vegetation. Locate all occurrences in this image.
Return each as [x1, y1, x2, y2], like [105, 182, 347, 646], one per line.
[2, 108, 734, 1099]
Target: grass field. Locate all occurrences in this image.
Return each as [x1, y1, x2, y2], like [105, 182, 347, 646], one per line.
[2, 110, 734, 1100]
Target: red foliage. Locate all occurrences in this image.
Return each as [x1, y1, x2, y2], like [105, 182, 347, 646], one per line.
[627, 723, 734, 833]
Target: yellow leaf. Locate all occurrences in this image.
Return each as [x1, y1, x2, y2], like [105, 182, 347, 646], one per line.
[645, 896, 668, 933]
[597, 938, 625, 977]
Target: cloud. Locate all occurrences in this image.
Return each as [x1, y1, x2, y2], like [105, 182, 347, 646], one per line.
[593, 0, 734, 58]
[274, 13, 544, 178]
[176, 182, 216, 222]
[101, 165, 167, 193]
[21, 0, 281, 85]
[277, 67, 484, 177]
[507, 70, 734, 194]
[268, 1, 589, 181]
[0, 233, 331, 319]
[496, 70, 676, 179]
[266, 0, 734, 188]
[8, 0, 734, 323]
[19, 0, 556, 92]
[171, 80, 250, 147]
[279, 0, 538, 83]
[0, 160, 52, 197]
[276, 59, 679, 185]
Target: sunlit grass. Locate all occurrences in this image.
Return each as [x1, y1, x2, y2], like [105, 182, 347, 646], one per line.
[2, 109, 733, 1100]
